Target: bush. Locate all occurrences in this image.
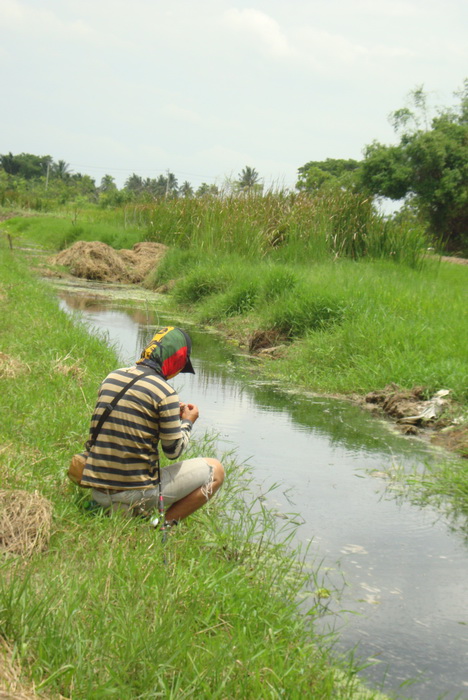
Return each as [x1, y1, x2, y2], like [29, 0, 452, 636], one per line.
[267, 287, 347, 338]
[173, 266, 233, 304]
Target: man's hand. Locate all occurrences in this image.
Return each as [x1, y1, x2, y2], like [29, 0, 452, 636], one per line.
[180, 402, 199, 424]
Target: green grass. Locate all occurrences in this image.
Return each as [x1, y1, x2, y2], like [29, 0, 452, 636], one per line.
[3, 187, 429, 267]
[403, 457, 468, 539]
[0, 245, 385, 699]
[4, 211, 144, 251]
[153, 253, 468, 404]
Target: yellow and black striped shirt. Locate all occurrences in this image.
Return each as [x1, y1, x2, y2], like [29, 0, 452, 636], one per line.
[81, 366, 192, 490]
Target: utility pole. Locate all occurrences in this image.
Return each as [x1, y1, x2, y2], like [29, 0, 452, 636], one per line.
[165, 169, 170, 199]
[45, 162, 50, 190]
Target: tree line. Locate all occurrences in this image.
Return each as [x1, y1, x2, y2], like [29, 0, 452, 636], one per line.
[0, 155, 261, 204]
[1, 82, 466, 250]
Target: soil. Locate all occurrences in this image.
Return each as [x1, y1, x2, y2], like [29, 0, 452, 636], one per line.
[48, 240, 167, 284]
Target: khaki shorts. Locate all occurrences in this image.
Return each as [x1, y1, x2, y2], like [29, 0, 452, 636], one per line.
[91, 457, 213, 512]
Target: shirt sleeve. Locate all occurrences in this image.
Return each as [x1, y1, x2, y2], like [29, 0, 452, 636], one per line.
[158, 392, 193, 460]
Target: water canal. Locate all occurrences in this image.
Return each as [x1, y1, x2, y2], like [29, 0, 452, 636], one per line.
[57, 281, 468, 700]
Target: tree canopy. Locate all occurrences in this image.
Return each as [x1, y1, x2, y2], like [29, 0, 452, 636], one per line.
[361, 82, 468, 250]
[296, 158, 361, 193]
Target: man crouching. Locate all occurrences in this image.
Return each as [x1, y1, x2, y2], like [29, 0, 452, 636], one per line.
[80, 326, 224, 526]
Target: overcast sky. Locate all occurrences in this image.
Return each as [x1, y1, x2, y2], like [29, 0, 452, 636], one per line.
[1, 0, 466, 190]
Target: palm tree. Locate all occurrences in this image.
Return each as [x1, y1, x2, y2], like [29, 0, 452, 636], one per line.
[99, 174, 117, 192]
[54, 160, 71, 179]
[125, 173, 144, 192]
[237, 165, 260, 190]
[180, 181, 194, 197]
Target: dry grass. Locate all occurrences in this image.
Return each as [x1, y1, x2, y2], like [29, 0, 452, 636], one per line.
[0, 638, 39, 700]
[49, 240, 167, 283]
[0, 354, 29, 380]
[0, 490, 52, 557]
[51, 353, 85, 383]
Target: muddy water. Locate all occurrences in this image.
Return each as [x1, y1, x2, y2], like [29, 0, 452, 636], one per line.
[58, 287, 468, 700]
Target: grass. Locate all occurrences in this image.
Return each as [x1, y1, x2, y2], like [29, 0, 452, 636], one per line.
[154, 252, 467, 404]
[0, 244, 386, 699]
[402, 457, 468, 539]
[4, 210, 143, 251]
[2, 186, 429, 266]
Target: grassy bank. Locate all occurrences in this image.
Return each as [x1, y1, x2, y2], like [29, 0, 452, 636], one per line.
[150, 250, 468, 403]
[0, 245, 386, 699]
[4, 200, 466, 404]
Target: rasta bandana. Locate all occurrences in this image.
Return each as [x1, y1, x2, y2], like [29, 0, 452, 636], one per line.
[136, 326, 195, 379]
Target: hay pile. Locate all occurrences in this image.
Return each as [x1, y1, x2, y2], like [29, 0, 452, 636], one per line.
[50, 240, 167, 283]
[0, 490, 52, 557]
[117, 241, 167, 282]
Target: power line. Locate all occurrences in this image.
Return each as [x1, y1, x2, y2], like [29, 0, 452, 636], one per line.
[68, 162, 221, 182]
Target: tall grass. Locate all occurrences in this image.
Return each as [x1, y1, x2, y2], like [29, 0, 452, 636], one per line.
[3, 187, 428, 266]
[0, 245, 385, 699]
[140, 191, 427, 266]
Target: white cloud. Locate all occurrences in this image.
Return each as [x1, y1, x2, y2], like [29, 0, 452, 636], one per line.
[224, 8, 291, 57]
[0, 0, 130, 48]
[293, 26, 414, 70]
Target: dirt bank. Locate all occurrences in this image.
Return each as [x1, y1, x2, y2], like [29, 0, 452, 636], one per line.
[360, 384, 467, 457]
[48, 240, 167, 283]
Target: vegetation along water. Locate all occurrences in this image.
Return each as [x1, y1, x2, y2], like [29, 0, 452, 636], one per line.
[0, 82, 467, 698]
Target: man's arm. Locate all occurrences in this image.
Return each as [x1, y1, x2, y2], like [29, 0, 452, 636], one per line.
[159, 395, 199, 460]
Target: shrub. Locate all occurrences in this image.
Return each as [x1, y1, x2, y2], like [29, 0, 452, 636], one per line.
[267, 288, 347, 338]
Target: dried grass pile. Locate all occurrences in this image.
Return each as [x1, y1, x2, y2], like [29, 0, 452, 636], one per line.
[118, 241, 167, 282]
[51, 241, 130, 282]
[0, 490, 52, 557]
[50, 240, 167, 283]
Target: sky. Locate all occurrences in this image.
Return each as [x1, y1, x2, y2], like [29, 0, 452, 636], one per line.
[1, 0, 467, 191]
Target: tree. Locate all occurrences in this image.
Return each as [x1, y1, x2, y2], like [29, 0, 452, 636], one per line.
[237, 166, 261, 191]
[0, 152, 20, 175]
[53, 159, 71, 179]
[180, 181, 194, 197]
[196, 182, 219, 197]
[361, 81, 468, 250]
[125, 173, 144, 193]
[99, 174, 117, 192]
[296, 158, 361, 193]
[0, 152, 51, 179]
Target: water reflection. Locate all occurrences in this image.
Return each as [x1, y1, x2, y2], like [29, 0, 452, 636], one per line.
[58, 291, 468, 700]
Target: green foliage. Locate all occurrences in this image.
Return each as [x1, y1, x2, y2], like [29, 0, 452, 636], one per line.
[173, 264, 234, 304]
[266, 285, 346, 339]
[268, 260, 468, 401]
[5, 213, 143, 251]
[199, 280, 260, 322]
[140, 190, 427, 266]
[361, 81, 468, 251]
[236, 165, 262, 193]
[144, 247, 201, 287]
[260, 264, 299, 300]
[296, 158, 361, 193]
[0, 151, 50, 179]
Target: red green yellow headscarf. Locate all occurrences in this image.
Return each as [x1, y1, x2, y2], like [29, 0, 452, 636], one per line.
[137, 326, 194, 379]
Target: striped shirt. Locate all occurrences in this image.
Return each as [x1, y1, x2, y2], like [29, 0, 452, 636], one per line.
[80, 366, 192, 490]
